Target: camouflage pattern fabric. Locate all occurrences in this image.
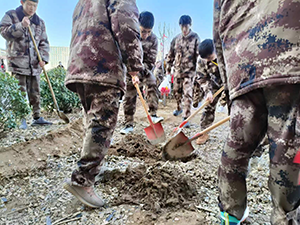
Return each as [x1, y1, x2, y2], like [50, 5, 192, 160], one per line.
[166, 31, 200, 75]
[142, 32, 158, 78]
[0, 6, 49, 76]
[194, 58, 223, 128]
[67, 0, 143, 187]
[14, 73, 40, 119]
[71, 84, 121, 187]
[166, 30, 200, 118]
[213, 0, 300, 100]
[173, 72, 194, 118]
[214, 1, 300, 223]
[65, 0, 144, 93]
[218, 85, 300, 225]
[154, 60, 165, 87]
[200, 92, 221, 130]
[192, 76, 204, 108]
[123, 32, 159, 126]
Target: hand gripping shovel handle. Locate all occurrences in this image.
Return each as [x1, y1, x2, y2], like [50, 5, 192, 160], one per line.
[133, 82, 154, 127]
[28, 27, 59, 111]
[172, 86, 225, 134]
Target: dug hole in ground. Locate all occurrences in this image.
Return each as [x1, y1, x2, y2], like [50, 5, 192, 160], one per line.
[0, 100, 271, 225]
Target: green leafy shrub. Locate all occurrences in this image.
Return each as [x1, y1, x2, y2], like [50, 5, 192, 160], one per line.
[0, 72, 31, 130]
[40, 68, 80, 113]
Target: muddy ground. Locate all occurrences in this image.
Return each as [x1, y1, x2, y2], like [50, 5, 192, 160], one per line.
[0, 100, 271, 225]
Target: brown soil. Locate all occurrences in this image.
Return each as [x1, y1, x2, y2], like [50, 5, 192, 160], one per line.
[108, 134, 162, 162]
[0, 119, 83, 179]
[100, 162, 199, 212]
[0, 100, 271, 225]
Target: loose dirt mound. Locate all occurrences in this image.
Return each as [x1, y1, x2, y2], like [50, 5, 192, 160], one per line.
[0, 119, 83, 179]
[100, 163, 199, 212]
[108, 134, 162, 161]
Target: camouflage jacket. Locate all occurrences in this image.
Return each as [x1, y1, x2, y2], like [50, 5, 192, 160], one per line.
[0, 6, 49, 76]
[65, 0, 143, 93]
[140, 32, 158, 77]
[213, 0, 300, 100]
[166, 31, 200, 76]
[195, 58, 222, 94]
[154, 60, 165, 77]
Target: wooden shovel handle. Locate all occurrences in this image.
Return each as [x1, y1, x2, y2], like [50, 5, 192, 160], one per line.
[178, 86, 224, 129]
[28, 26, 60, 111]
[134, 82, 154, 126]
[189, 116, 230, 142]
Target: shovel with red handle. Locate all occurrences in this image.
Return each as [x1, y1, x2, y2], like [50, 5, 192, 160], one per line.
[162, 116, 230, 160]
[133, 80, 166, 145]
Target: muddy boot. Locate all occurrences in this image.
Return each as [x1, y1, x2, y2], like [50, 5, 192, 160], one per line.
[64, 179, 104, 208]
[31, 117, 53, 126]
[19, 118, 28, 130]
[196, 133, 209, 145]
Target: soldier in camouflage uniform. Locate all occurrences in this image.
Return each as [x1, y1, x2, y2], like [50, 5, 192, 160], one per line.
[213, 0, 300, 224]
[120, 11, 163, 135]
[166, 15, 200, 128]
[0, 0, 52, 129]
[64, 0, 143, 208]
[193, 39, 223, 145]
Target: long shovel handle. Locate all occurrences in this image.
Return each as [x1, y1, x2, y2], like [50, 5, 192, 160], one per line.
[133, 82, 154, 127]
[28, 26, 60, 112]
[174, 86, 225, 131]
[188, 116, 230, 143]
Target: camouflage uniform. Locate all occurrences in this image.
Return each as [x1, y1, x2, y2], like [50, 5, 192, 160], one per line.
[195, 58, 223, 129]
[0, 6, 49, 119]
[65, 0, 143, 187]
[123, 32, 159, 126]
[154, 60, 165, 87]
[213, 0, 300, 224]
[166, 31, 200, 118]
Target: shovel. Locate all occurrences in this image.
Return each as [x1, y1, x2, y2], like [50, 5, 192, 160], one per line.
[133, 80, 166, 145]
[171, 86, 224, 136]
[28, 27, 69, 124]
[294, 149, 300, 185]
[162, 116, 230, 160]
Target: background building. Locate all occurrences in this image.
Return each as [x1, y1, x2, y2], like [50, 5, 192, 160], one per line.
[46, 46, 69, 70]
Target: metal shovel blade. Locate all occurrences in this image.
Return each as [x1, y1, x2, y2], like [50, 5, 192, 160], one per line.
[144, 122, 166, 145]
[57, 110, 70, 124]
[162, 131, 194, 160]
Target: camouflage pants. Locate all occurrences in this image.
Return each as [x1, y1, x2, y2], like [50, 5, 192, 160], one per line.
[200, 89, 221, 129]
[173, 72, 194, 118]
[192, 79, 205, 107]
[218, 85, 300, 224]
[71, 84, 121, 187]
[14, 74, 40, 119]
[123, 72, 159, 126]
[155, 73, 164, 88]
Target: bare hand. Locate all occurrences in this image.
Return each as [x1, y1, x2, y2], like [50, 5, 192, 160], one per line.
[206, 91, 214, 103]
[22, 17, 30, 28]
[39, 61, 46, 67]
[128, 72, 140, 85]
[131, 75, 140, 86]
